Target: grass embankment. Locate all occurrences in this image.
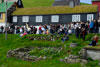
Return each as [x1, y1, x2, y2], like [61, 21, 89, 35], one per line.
[0, 34, 100, 67]
[80, 3, 91, 5]
[22, 0, 54, 7]
[22, 0, 91, 8]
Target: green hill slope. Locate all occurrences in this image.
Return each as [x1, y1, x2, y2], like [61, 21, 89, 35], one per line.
[0, 34, 100, 67]
[22, 0, 54, 7]
[80, 3, 91, 5]
[22, 0, 91, 8]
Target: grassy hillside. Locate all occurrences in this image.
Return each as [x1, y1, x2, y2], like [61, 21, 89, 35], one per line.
[80, 3, 91, 5]
[22, 0, 91, 7]
[22, 0, 54, 7]
[0, 34, 100, 67]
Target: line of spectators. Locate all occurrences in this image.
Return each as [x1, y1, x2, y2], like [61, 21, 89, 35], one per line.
[0, 20, 100, 40]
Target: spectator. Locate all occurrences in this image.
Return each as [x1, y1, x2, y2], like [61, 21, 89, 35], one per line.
[94, 20, 99, 33]
[75, 27, 80, 38]
[81, 27, 86, 41]
[89, 20, 94, 33]
[61, 34, 69, 43]
[39, 25, 42, 34]
[88, 35, 99, 46]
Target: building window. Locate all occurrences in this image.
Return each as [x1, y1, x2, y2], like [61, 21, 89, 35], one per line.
[0, 13, 2, 19]
[72, 15, 80, 22]
[13, 16, 17, 22]
[51, 15, 59, 22]
[22, 16, 29, 22]
[87, 14, 94, 21]
[36, 16, 43, 22]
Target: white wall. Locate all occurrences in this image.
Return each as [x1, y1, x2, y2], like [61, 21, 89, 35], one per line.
[0, 23, 9, 27]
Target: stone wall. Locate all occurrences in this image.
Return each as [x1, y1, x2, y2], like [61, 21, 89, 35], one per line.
[79, 48, 100, 60]
[83, 48, 100, 60]
[86, 50, 100, 60]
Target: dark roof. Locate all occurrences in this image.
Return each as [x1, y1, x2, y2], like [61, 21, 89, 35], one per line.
[12, 5, 98, 15]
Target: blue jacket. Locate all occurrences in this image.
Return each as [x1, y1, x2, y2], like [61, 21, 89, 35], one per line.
[90, 21, 94, 28]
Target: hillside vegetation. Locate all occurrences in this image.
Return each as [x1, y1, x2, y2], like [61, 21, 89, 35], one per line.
[22, 0, 54, 7]
[22, 0, 90, 7]
[0, 34, 100, 67]
[80, 3, 91, 5]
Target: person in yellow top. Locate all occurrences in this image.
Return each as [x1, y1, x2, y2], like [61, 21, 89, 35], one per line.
[46, 29, 49, 34]
[26, 23, 29, 29]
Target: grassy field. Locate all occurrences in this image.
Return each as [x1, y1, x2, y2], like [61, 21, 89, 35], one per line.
[0, 34, 100, 67]
[22, 0, 54, 7]
[22, 0, 90, 7]
[80, 3, 91, 5]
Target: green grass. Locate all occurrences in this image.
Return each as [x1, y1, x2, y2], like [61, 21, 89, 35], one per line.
[13, 5, 98, 15]
[22, 0, 54, 7]
[0, 34, 100, 67]
[80, 3, 91, 5]
[13, 0, 95, 15]
[22, 0, 91, 8]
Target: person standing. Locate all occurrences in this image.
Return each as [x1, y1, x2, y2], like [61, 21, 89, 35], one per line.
[81, 27, 86, 41]
[89, 20, 94, 33]
[94, 20, 99, 33]
[39, 25, 42, 34]
[75, 27, 80, 38]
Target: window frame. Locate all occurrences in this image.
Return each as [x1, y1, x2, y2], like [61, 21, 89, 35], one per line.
[87, 14, 94, 21]
[51, 15, 59, 22]
[13, 16, 17, 22]
[22, 16, 29, 22]
[35, 16, 43, 22]
[72, 15, 81, 22]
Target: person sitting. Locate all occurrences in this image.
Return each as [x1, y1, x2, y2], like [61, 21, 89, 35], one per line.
[61, 34, 69, 43]
[20, 31, 27, 37]
[68, 29, 72, 34]
[88, 35, 99, 46]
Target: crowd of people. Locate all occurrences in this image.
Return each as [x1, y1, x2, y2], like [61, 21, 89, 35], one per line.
[0, 20, 99, 41]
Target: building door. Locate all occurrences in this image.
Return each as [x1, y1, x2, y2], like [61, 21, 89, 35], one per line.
[69, 1, 74, 7]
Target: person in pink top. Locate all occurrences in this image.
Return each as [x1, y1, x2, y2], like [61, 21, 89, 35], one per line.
[23, 31, 27, 37]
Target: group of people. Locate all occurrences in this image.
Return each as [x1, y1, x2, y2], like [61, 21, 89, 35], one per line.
[0, 20, 99, 35]
[0, 20, 99, 45]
